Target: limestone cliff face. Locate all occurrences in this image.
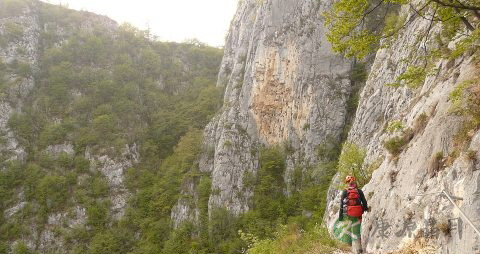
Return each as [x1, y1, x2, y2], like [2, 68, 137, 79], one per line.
[324, 3, 480, 254]
[173, 0, 352, 226]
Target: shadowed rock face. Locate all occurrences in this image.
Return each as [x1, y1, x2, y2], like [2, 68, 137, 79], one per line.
[172, 0, 352, 227]
[324, 3, 480, 253]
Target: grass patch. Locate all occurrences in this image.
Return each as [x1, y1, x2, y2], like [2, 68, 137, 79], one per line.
[246, 223, 347, 254]
[413, 112, 429, 135]
[337, 143, 381, 188]
[436, 219, 451, 236]
[390, 237, 437, 254]
[449, 76, 480, 160]
[386, 120, 405, 133]
[467, 150, 477, 162]
[224, 140, 232, 147]
[427, 152, 444, 177]
[384, 128, 413, 157]
[384, 136, 408, 156]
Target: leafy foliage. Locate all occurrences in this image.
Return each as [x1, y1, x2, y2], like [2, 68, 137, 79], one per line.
[384, 127, 413, 157]
[0, 0, 28, 18]
[244, 147, 288, 238]
[0, 2, 223, 253]
[350, 62, 368, 83]
[247, 223, 343, 254]
[337, 142, 369, 187]
[122, 129, 205, 253]
[386, 120, 405, 133]
[323, 0, 378, 59]
[384, 136, 408, 156]
[387, 66, 427, 89]
[324, 0, 480, 92]
[449, 75, 480, 152]
[3, 22, 24, 42]
[324, 0, 480, 60]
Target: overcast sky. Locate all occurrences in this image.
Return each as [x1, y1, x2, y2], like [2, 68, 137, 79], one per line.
[40, 0, 239, 47]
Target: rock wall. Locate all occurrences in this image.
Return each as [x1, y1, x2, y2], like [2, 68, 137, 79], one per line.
[86, 144, 139, 220]
[173, 0, 352, 226]
[324, 3, 480, 253]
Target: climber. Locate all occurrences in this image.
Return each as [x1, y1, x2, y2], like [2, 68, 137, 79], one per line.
[338, 175, 368, 221]
[338, 175, 368, 254]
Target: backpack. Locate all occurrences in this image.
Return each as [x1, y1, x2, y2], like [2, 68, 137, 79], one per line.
[344, 188, 363, 217]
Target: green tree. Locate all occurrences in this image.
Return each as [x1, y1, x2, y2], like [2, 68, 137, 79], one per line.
[324, 0, 480, 60]
[0, 3, 224, 252]
[37, 174, 68, 211]
[12, 242, 35, 254]
[337, 142, 368, 187]
[90, 231, 120, 254]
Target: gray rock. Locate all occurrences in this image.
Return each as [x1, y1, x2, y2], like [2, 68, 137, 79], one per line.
[324, 4, 480, 253]
[45, 143, 75, 156]
[90, 143, 139, 220]
[4, 201, 27, 219]
[173, 0, 352, 226]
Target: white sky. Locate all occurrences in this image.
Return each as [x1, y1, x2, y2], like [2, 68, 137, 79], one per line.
[40, 0, 239, 47]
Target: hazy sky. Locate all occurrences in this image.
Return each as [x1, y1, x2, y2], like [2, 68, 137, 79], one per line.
[40, 0, 239, 47]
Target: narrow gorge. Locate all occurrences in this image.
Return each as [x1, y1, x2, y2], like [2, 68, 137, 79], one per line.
[0, 0, 479, 253]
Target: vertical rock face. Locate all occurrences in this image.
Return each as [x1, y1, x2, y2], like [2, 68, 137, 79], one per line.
[173, 0, 352, 225]
[324, 4, 480, 254]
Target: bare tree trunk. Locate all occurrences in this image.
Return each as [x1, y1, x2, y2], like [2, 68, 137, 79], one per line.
[431, 0, 480, 11]
[459, 15, 475, 31]
[451, 0, 480, 24]
[450, 0, 476, 31]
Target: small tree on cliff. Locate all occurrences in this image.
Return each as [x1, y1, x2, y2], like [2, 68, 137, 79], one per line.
[323, 0, 480, 60]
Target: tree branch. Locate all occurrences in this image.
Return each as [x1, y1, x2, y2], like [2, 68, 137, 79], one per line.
[409, 2, 458, 22]
[430, 0, 480, 11]
[458, 15, 475, 30]
[381, 1, 432, 39]
[448, 0, 476, 31]
[372, 3, 392, 33]
[358, 0, 386, 28]
[423, 8, 437, 68]
[453, 0, 480, 19]
[365, 0, 385, 16]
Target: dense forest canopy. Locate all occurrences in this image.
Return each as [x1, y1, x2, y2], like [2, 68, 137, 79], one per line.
[0, 1, 345, 253]
[0, 0, 225, 253]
